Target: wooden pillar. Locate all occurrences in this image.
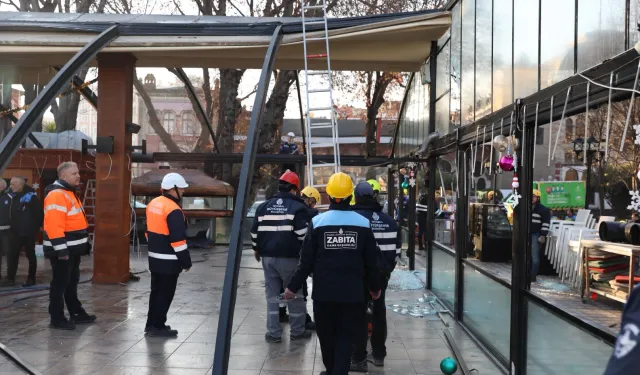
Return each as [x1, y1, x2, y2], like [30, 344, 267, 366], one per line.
[93, 53, 136, 284]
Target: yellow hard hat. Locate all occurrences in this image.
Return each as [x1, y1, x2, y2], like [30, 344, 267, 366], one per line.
[301, 186, 320, 202]
[367, 179, 381, 192]
[326, 172, 354, 199]
[533, 189, 541, 197]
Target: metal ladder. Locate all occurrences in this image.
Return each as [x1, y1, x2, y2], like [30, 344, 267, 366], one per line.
[82, 179, 96, 246]
[301, 0, 341, 193]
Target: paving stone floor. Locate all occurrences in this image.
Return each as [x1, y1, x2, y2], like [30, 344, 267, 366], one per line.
[0, 248, 500, 375]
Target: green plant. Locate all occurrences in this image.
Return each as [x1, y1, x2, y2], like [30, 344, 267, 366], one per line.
[42, 121, 56, 133]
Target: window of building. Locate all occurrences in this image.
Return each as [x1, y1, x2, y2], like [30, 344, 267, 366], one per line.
[163, 111, 176, 134]
[514, 0, 539, 98]
[577, 0, 625, 71]
[493, 0, 513, 111]
[181, 111, 196, 135]
[540, 0, 575, 88]
[460, 0, 475, 126]
[536, 127, 544, 145]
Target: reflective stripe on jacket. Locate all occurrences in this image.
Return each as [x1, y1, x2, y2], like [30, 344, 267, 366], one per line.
[146, 194, 192, 274]
[353, 201, 401, 273]
[531, 203, 551, 236]
[250, 192, 309, 258]
[43, 181, 89, 258]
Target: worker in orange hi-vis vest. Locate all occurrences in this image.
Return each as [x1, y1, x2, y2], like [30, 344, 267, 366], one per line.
[43, 161, 96, 331]
[144, 172, 192, 337]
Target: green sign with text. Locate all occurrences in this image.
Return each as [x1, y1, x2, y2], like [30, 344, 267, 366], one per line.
[534, 181, 586, 209]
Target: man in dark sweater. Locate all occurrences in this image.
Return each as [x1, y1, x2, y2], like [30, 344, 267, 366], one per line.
[0, 179, 11, 282]
[531, 189, 550, 283]
[0, 177, 43, 287]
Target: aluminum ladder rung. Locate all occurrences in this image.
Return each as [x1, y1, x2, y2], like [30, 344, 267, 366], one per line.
[305, 37, 327, 42]
[302, 4, 325, 9]
[310, 162, 337, 168]
[308, 106, 333, 112]
[304, 20, 326, 25]
[309, 123, 333, 129]
[308, 88, 331, 93]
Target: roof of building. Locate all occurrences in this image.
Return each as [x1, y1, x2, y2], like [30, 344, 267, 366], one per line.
[0, 10, 451, 83]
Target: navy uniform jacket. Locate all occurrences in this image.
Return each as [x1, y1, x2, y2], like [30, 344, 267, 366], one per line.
[531, 203, 551, 236]
[288, 204, 382, 303]
[0, 190, 11, 233]
[353, 202, 400, 274]
[604, 285, 640, 374]
[250, 192, 309, 258]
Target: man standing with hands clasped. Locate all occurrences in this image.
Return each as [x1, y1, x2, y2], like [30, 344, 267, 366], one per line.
[285, 172, 382, 375]
[43, 162, 96, 330]
[145, 172, 192, 337]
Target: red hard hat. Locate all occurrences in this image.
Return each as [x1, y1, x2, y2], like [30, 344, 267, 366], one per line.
[279, 170, 300, 189]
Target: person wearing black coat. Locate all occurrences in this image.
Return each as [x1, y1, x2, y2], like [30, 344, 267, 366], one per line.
[0, 179, 11, 282]
[0, 177, 44, 287]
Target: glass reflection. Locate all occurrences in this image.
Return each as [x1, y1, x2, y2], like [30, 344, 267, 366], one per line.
[461, 0, 475, 125]
[436, 95, 450, 135]
[450, 2, 461, 129]
[475, 0, 492, 120]
[432, 247, 455, 308]
[577, 0, 625, 71]
[527, 299, 612, 375]
[514, 0, 539, 98]
[631, 0, 640, 48]
[493, 0, 513, 110]
[437, 40, 451, 99]
[463, 265, 511, 361]
[540, 0, 575, 88]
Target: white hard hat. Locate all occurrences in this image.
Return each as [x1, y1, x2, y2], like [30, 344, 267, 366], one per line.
[161, 173, 189, 190]
[287, 132, 295, 137]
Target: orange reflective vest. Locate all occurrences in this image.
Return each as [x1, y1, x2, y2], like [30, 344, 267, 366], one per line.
[146, 194, 192, 274]
[43, 182, 90, 258]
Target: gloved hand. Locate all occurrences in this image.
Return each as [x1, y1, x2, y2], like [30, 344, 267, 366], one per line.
[538, 236, 546, 244]
[254, 251, 261, 262]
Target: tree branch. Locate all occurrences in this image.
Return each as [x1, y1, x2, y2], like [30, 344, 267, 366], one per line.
[238, 84, 258, 101]
[172, 0, 185, 15]
[0, 0, 21, 11]
[228, 0, 245, 16]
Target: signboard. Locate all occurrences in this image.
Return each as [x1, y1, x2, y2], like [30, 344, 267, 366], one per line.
[534, 181, 586, 209]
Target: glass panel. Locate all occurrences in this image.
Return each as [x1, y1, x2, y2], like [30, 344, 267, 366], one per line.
[526, 299, 612, 374]
[461, 0, 475, 125]
[450, 3, 462, 129]
[475, 0, 492, 120]
[577, 0, 625, 72]
[182, 197, 229, 210]
[432, 246, 455, 307]
[514, 0, 539, 98]
[421, 78, 430, 145]
[463, 264, 511, 360]
[493, 0, 513, 110]
[540, 0, 575, 89]
[437, 40, 451, 98]
[436, 95, 450, 134]
[631, 0, 639, 48]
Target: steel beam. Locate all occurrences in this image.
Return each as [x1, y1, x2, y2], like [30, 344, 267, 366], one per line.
[72, 75, 98, 109]
[509, 100, 529, 375]
[212, 25, 284, 375]
[151, 152, 403, 166]
[294, 71, 307, 154]
[0, 25, 119, 174]
[0, 104, 43, 148]
[426, 40, 437, 289]
[173, 67, 219, 153]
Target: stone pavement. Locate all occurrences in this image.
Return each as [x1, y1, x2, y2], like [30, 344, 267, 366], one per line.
[0, 247, 500, 375]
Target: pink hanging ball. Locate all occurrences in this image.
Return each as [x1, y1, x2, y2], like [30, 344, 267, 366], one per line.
[499, 154, 514, 171]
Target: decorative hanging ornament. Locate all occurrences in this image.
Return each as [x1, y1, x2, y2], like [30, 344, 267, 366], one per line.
[512, 176, 520, 189]
[409, 178, 416, 187]
[401, 176, 409, 189]
[493, 135, 509, 152]
[637, 163, 640, 181]
[629, 190, 640, 211]
[499, 154, 514, 171]
[634, 124, 640, 145]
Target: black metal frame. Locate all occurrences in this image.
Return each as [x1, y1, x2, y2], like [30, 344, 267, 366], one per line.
[152, 152, 408, 166]
[211, 24, 284, 375]
[173, 67, 220, 153]
[454, 138, 465, 320]
[0, 25, 120, 174]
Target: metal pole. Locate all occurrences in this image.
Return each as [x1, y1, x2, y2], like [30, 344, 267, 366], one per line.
[454, 130, 465, 320]
[387, 167, 396, 218]
[509, 99, 530, 375]
[295, 71, 307, 155]
[408, 166, 417, 271]
[585, 152, 593, 208]
[426, 40, 438, 288]
[0, 25, 120, 174]
[211, 25, 284, 375]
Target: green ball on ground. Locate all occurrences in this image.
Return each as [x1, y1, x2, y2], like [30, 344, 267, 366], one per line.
[440, 357, 458, 374]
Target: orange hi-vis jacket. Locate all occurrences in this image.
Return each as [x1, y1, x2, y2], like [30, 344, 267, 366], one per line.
[146, 194, 192, 274]
[43, 181, 90, 258]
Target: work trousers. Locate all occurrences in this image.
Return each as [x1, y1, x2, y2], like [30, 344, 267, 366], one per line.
[49, 255, 85, 322]
[531, 233, 540, 278]
[7, 235, 36, 281]
[0, 231, 9, 279]
[353, 286, 388, 361]
[314, 301, 365, 375]
[146, 272, 179, 330]
[262, 256, 306, 337]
